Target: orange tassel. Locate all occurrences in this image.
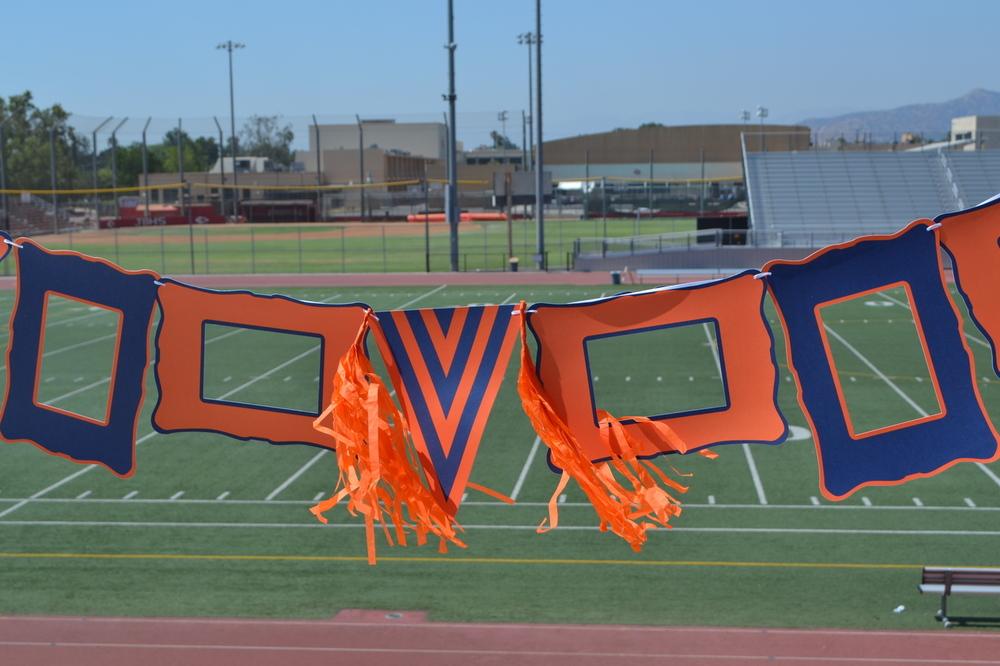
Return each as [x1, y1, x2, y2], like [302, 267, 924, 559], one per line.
[515, 302, 696, 552]
[310, 311, 466, 565]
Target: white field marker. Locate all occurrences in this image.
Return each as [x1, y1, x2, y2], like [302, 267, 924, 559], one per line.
[707, 495, 716, 505]
[861, 497, 872, 507]
[510, 436, 542, 501]
[122, 491, 138, 500]
[703, 322, 767, 505]
[912, 497, 924, 507]
[313, 491, 326, 502]
[75, 490, 91, 500]
[265, 450, 327, 501]
[558, 494, 567, 504]
[216, 491, 230, 501]
[810, 496, 820, 506]
[170, 491, 185, 501]
[824, 321, 1000, 490]
[965, 498, 977, 508]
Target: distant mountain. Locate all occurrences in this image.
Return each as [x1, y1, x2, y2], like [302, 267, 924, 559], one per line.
[800, 89, 1000, 143]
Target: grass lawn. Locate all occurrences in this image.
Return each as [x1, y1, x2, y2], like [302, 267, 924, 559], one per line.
[0, 281, 998, 629]
[9, 217, 697, 275]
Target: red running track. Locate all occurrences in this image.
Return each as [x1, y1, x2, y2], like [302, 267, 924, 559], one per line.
[0, 613, 998, 666]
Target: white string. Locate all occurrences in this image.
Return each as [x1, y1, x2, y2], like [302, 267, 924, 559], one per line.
[753, 271, 771, 280]
[3, 238, 23, 249]
[926, 222, 942, 231]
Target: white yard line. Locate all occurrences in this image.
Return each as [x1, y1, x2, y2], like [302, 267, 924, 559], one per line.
[823, 324, 929, 417]
[824, 321, 1000, 490]
[43, 377, 110, 405]
[0, 316, 347, 520]
[3, 519, 1000, 537]
[265, 450, 327, 501]
[881, 290, 991, 350]
[170, 491, 185, 501]
[394, 285, 446, 310]
[500, 292, 518, 305]
[6, 496, 1000, 511]
[703, 323, 767, 505]
[510, 436, 542, 501]
[0, 333, 121, 376]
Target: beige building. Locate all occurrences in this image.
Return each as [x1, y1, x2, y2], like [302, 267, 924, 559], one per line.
[542, 124, 811, 181]
[295, 120, 448, 173]
[951, 116, 1000, 149]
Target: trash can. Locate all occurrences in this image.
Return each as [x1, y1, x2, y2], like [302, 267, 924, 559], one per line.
[610, 270, 621, 285]
[509, 257, 519, 272]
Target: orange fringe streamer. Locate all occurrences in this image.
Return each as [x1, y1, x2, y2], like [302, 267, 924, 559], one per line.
[310, 311, 466, 565]
[515, 302, 698, 552]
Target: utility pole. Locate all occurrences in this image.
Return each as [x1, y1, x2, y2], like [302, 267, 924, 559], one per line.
[444, 0, 459, 271]
[217, 40, 244, 219]
[110, 117, 128, 192]
[355, 114, 366, 221]
[212, 116, 226, 219]
[533, 0, 544, 270]
[0, 119, 9, 232]
[91, 116, 112, 224]
[313, 114, 323, 221]
[498, 110, 508, 164]
[49, 125, 58, 234]
[141, 117, 151, 219]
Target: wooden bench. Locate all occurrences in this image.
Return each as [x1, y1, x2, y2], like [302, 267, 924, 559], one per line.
[919, 567, 1000, 626]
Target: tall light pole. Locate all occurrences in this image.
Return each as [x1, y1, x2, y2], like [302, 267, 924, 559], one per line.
[533, 0, 544, 270]
[756, 105, 768, 152]
[517, 32, 535, 172]
[444, 0, 459, 271]
[217, 40, 244, 219]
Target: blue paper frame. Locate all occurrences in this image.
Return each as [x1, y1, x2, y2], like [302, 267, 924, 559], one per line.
[0, 239, 159, 477]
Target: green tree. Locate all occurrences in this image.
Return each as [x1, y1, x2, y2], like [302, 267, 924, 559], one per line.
[238, 115, 294, 167]
[490, 130, 517, 150]
[158, 129, 219, 174]
[0, 91, 85, 189]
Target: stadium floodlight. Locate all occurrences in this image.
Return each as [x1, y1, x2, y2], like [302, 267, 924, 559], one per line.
[756, 105, 769, 151]
[741, 109, 751, 124]
[217, 40, 244, 219]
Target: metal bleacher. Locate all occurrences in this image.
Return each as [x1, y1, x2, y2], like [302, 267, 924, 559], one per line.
[744, 148, 1000, 247]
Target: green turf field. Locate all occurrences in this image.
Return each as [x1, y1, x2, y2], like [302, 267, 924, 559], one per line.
[0, 281, 999, 629]
[14, 217, 695, 275]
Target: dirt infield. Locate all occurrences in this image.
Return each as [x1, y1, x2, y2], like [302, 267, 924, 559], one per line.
[1, 614, 997, 665]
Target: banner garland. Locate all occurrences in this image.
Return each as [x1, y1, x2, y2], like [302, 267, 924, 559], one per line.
[1, 197, 1000, 559]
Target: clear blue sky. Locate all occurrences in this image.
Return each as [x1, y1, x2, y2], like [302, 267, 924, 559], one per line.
[4, 0, 999, 146]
